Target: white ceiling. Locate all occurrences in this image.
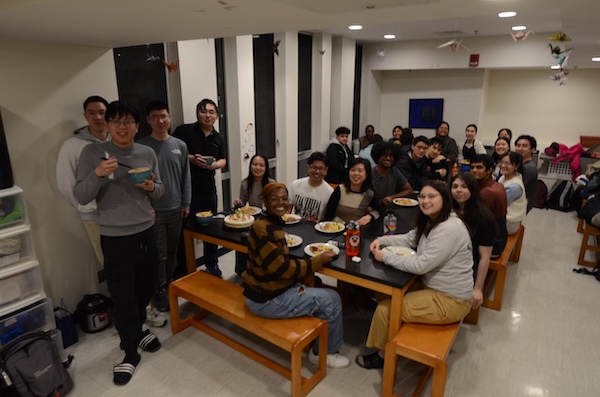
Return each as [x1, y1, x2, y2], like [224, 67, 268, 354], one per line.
[0, 0, 598, 53]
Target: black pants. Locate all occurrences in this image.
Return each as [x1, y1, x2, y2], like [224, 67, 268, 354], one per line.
[101, 227, 158, 352]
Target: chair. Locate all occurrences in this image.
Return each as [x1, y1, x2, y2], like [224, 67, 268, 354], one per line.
[577, 222, 600, 267]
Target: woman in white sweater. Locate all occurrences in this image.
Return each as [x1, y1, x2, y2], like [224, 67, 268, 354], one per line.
[458, 124, 486, 163]
[356, 181, 473, 369]
[498, 151, 527, 234]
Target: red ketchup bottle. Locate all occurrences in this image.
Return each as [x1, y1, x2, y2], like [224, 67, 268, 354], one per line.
[346, 220, 361, 257]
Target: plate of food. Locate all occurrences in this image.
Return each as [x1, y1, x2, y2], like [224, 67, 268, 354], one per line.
[314, 221, 345, 234]
[237, 205, 262, 216]
[304, 242, 340, 257]
[393, 197, 419, 207]
[282, 213, 302, 225]
[224, 212, 255, 229]
[383, 246, 416, 257]
[285, 233, 303, 248]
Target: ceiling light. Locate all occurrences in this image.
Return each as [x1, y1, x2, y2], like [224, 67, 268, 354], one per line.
[384, 34, 396, 40]
[550, 65, 560, 69]
[498, 11, 516, 18]
[592, 57, 600, 62]
[512, 25, 527, 31]
[348, 25, 363, 31]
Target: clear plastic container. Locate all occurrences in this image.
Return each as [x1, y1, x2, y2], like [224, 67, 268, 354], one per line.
[0, 224, 34, 268]
[0, 186, 27, 230]
[0, 260, 44, 310]
[0, 297, 54, 345]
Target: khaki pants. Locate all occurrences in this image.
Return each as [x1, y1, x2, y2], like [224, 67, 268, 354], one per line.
[366, 286, 472, 350]
[82, 219, 104, 265]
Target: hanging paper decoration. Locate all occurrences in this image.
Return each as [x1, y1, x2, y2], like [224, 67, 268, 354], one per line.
[549, 44, 573, 70]
[548, 32, 571, 42]
[511, 30, 534, 42]
[549, 71, 568, 85]
[437, 39, 469, 52]
[162, 60, 179, 72]
[376, 48, 386, 61]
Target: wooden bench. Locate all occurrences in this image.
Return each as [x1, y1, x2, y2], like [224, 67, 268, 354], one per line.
[169, 271, 328, 397]
[577, 222, 600, 267]
[479, 224, 524, 312]
[382, 321, 463, 397]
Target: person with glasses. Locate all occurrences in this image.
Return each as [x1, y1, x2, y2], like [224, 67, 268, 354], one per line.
[74, 101, 164, 386]
[138, 100, 191, 321]
[173, 98, 226, 278]
[371, 142, 414, 206]
[395, 135, 431, 191]
[242, 182, 350, 369]
[356, 181, 473, 369]
[325, 126, 353, 185]
[492, 137, 511, 180]
[288, 152, 333, 221]
[56, 96, 109, 267]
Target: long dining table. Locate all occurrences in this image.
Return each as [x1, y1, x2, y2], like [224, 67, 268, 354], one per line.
[181, 201, 420, 342]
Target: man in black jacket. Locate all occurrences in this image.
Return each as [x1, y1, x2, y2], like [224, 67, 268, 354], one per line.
[325, 126, 352, 185]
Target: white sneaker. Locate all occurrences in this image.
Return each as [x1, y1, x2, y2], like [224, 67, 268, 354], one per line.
[145, 307, 167, 328]
[308, 349, 350, 369]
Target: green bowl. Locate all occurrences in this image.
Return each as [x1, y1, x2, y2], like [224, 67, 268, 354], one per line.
[127, 167, 151, 183]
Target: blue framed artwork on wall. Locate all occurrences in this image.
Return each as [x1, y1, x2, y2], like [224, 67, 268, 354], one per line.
[408, 98, 444, 129]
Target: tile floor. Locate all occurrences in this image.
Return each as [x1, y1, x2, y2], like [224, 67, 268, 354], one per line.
[63, 208, 600, 396]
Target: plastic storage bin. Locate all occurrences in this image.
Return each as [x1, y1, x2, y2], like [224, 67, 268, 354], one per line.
[0, 260, 44, 310]
[0, 186, 26, 230]
[0, 297, 54, 346]
[0, 224, 34, 268]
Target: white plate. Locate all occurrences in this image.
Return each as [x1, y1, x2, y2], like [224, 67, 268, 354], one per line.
[314, 221, 345, 234]
[304, 243, 340, 257]
[393, 198, 419, 207]
[282, 213, 302, 224]
[383, 246, 416, 257]
[238, 206, 262, 216]
[224, 214, 255, 229]
[285, 233, 303, 248]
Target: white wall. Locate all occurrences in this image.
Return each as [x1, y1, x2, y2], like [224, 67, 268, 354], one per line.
[0, 39, 118, 309]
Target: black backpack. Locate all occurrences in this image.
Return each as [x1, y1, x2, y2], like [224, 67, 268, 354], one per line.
[545, 180, 576, 212]
[0, 331, 73, 397]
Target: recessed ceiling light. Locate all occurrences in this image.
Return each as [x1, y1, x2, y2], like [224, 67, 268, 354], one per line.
[498, 11, 516, 18]
[550, 65, 561, 69]
[384, 34, 396, 40]
[512, 25, 527, 31]
[592, 57, 600, 62]
[348, 25, 363, 31]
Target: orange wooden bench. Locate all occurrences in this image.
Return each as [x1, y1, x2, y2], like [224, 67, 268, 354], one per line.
[382, 321, 463, 397]
[169, 271, 328, 397]
[577, 222, 600, 267]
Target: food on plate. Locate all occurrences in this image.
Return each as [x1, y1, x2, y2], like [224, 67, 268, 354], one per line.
[227, 212, 253, 223]
[238, 206, 260, 215]
[285, 234, 300, 247]
[282, 214, 300, 223]
[196, 210, 213, 217]
[395, 198, 416, 205]
[309, 244, 335, 255]
[318, 222, 344, 232]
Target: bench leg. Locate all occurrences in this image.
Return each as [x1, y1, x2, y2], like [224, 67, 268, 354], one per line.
[509, 225, 524, 262]
[431, 361, 448, 397]
[462, 306, 480, 325]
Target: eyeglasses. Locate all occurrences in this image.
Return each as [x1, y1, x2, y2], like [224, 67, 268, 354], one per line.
[109, 119, 136, 127]
[148, 114, 170, 122]
[309, 165, 327, 172]
[417, 193, 440, 200]
[414, 145, 428, 151]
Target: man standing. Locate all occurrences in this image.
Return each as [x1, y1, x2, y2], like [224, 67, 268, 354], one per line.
[288, 152, 333, 222]
[396, 135, 430, 191]
[325, 126, 353, 185]
[56, 96, 109, 265]
[173, 99, 226, 277]
[514, 135, 538, 213]
[470, 154, 508, 257]
[139, 101, 191, 317]
[371, 142, 414, 206]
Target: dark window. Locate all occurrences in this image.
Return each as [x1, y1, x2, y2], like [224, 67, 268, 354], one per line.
[352, 44, 363, 141]
[215, 38, 229, 174]
[253, 34, 276, 159]
[298, 33, 312, 152]
[113, 44, 168, 139]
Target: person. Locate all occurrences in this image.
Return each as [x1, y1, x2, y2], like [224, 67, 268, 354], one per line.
[457, 124, 486, 163]
[56, 95, 109, 265]
[173, 98, 226, 277]
[396, 135, 430, 191]
[288, 152, 333, 221]
[425, 137, 449, 182]
[514, 134, 538, 213]
[325, 126, 353, 185]
[138, 100, 191, 319]
[242, 182, 350, 369]
[356, 181, 473, 369]
[359, 133, 384, 169]
[498, 128, 513, 144]
[324, 158, 381, 226]
[498, 152, 527, 234]
[451, 173, 496, 310]
[359, 124, 375, 150]
[388, 125, 403, 145]
[74, 101, 164, 386]
[233, 154, 275, 208]
[371, 142, 414, 206]
[469, 154, 508, 257]
[434, 121, 459, 163]
[397, 127, 414, 158]
[492, 137, 511, 180]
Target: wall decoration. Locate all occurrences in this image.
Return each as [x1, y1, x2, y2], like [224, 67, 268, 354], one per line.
[409, 99, 444, 129]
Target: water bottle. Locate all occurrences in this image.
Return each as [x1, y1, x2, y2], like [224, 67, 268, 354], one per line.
[346, 220, 361, 257]
[383, 210, 397, 235]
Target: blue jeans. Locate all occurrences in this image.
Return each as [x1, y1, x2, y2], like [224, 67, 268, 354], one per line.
[245, 284, 344, 354]
[154, 209, 183, 288]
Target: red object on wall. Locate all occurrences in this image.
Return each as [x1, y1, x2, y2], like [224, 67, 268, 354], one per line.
[469, 54, 480, 67]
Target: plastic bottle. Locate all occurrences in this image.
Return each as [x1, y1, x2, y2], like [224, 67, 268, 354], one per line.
[346, 220, 361, 257]
[452, 162, 458, 176]
[383, 210, 397, 235]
